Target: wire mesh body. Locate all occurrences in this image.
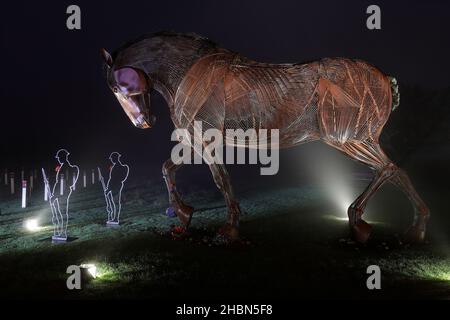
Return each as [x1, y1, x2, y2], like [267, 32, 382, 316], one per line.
[105, 32, 429, 243]
[174, 53, 392, 150]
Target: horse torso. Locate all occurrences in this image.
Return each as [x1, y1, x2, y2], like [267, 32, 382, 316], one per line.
[173, 53, 392, 149]
[223, 56, 322, 146]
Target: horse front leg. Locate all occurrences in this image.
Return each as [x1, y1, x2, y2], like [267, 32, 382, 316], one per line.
[208, 163, 241, 240]
[162, 158, 194, 226]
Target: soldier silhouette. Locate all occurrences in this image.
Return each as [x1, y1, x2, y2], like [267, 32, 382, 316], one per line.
[50, 149, 79, 240]
[104, 152, 129, 224]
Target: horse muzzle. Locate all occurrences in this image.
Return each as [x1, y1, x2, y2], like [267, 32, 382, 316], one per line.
[134, 114, 156, 129]
[116, 92, 155, 129]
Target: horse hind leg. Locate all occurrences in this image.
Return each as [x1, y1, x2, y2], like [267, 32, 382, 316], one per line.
[339, 140, 429, 243]
[337, 141, 396, 243]
[390, 169, 430, 242]
[347, 161, 396, 243]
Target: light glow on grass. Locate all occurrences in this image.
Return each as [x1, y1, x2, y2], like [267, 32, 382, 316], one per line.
[325, 215, 349, 222]
[322, 214, 387, 225]
[417, 265, 450, 282]
[376, 257, 450, 283]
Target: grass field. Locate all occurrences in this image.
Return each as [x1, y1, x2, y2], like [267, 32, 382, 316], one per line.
[0, 164, 449, 300]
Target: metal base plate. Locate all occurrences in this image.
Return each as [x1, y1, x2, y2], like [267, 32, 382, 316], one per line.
[52, 235, 67, 243]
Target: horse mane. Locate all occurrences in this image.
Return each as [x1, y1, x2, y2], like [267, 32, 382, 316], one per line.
[111, 31, 220, 60]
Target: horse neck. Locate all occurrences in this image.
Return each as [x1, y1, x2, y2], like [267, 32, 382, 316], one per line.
[118, 36, 224, 111]
[147, 45, 225, 109]
[152, 78, 176, 109]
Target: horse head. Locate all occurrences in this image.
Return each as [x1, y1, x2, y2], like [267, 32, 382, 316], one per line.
[101, 32, 223, 130]
[101, 48, 155, 129]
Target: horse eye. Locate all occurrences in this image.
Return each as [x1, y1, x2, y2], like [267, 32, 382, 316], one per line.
[113, 87, 118, 93]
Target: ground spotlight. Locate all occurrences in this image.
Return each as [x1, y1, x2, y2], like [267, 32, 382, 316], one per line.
[24, 219, 40, 232]
[80, 264, 97, 279]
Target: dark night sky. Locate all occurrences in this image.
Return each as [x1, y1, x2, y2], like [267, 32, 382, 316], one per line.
[1, 0, 450, 169]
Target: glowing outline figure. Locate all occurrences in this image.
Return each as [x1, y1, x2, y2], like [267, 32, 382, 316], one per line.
[49, 149, 79, 241]
[101, 152, 129, 225]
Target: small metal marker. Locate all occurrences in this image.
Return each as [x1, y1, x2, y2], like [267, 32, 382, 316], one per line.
[21, 180, 27, 208]
[10, 172, 14, 195]
[43, 169, 49, 201]
[60, 174, 65, 196]
[72, 172, 76, 190]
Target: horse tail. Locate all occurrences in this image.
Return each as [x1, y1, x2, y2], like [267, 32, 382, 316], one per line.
[388, 76, 400, 111]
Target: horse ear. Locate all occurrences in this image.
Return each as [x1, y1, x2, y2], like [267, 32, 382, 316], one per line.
[101, 48, 113, 67]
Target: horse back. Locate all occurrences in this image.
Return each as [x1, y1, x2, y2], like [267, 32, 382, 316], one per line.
[174, 54, 392, 147]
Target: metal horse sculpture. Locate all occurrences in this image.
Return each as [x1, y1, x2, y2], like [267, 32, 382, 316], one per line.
[102, 32, 429, 243]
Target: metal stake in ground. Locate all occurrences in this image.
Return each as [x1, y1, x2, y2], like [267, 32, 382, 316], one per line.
[10, 172, 14, 195]
[21, 180, 27, 208]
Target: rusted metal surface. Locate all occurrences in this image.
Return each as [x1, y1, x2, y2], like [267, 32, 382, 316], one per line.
[102, 32, 429, 243]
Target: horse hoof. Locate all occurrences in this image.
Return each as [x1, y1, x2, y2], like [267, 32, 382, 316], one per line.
[173, 203, 194, 226]
[351, 219, 372, 244]
[165, 207, 177, 218]
[180, 203, 194, 216]
[404, 225, 426, 243]
[404, 212, 429, 243]
[218, 224, 240, 242]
